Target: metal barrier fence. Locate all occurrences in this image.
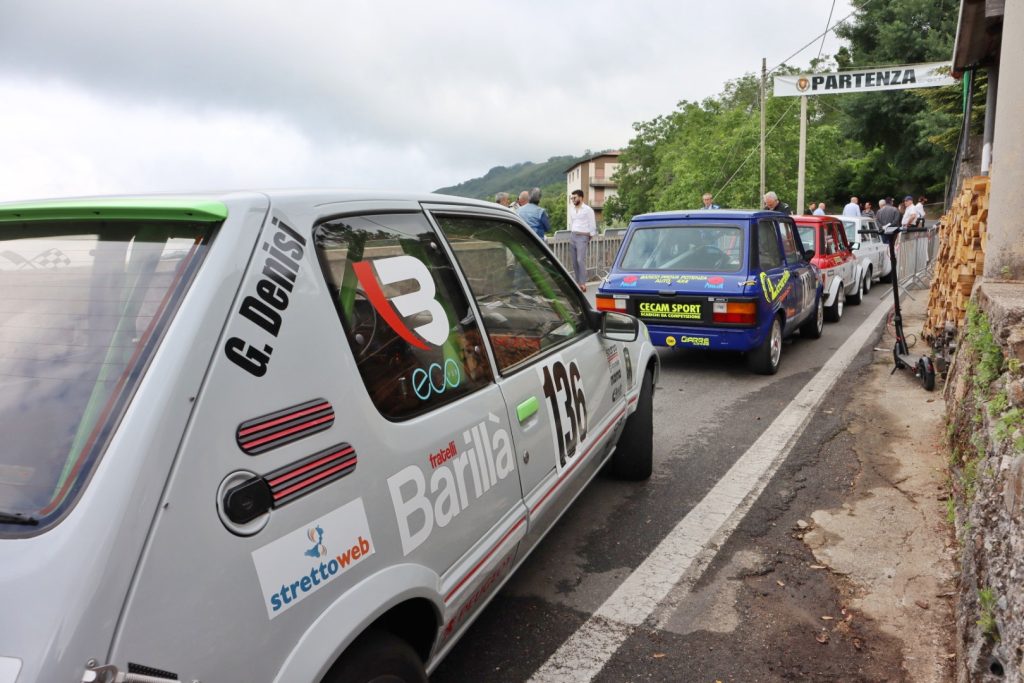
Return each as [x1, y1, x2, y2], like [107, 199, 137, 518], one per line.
[545, 224, 937, 290]
[546, 232, 624, 282]
[893, 224, 938, 296]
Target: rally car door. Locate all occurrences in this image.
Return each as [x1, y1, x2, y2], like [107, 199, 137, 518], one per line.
[432, 212, 624, 555]
[756, 219, 797, 324]
[777, 218, 816, 328]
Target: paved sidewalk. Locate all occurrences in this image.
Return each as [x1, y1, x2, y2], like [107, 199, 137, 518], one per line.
[802, 287, 957, 682]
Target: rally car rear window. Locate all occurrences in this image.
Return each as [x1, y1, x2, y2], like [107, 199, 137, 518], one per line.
[0, 219, 213, 535]
[313, 213, 494, 421]
[619, 225, 743, 272]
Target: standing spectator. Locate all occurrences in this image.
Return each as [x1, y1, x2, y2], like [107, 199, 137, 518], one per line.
[813, 202, 826, 216]
[914, 196, 928, 226]
[876, 198, 901, 228]
[568, 189, 597, 291]
[862, 201, 875, 218]
[763, 191, 792, 215]
[842, 196, 862, 217]
[495, 192, 511, 208]
[699, 192, 720, 209]
[900, 195, 918, 227]
[807, 202, 818, 215]
[516, 191, 529, 212]
[518, 187, 550, 240]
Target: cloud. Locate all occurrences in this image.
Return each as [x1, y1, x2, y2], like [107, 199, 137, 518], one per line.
[0, 0, 852, 199]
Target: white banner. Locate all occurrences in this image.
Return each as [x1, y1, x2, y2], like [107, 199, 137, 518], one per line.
[773, 61, 955, 97]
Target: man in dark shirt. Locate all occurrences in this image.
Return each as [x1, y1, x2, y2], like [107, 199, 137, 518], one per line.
[763, 191, 792, 215]
[876, 198, 901, 228]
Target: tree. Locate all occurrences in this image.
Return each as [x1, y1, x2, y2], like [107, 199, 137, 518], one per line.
[833, 0, 961, 199]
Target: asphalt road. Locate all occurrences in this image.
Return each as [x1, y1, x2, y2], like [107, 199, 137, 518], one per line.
[431, 282, 912, 682]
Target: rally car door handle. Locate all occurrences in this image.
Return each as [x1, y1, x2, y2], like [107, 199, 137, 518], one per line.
[517, 396, 540, 423]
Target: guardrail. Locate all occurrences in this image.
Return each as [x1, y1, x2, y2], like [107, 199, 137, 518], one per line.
[546, 232, 625, 282]
[545, 224, 936, 290]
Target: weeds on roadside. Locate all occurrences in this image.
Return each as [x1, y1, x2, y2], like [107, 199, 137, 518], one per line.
[978, 587, 1000, 640]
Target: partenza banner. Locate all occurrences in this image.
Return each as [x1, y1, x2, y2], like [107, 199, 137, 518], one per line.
[773, 61, 955, 97]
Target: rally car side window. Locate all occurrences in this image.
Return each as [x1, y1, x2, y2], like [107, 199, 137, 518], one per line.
[778, 221, 804, 264]
[757, 220, 783, 270]
[313, 213, 493, 420]
[434, 215, 589, 373]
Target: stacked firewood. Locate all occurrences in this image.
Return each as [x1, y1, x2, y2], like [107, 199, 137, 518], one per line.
[924, 176, 989, 340]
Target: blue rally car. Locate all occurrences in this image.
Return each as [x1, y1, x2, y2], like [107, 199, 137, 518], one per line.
[596, 209, 824, 374]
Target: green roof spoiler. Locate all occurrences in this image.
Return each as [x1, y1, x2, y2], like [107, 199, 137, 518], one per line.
[0, 198, 229, 223]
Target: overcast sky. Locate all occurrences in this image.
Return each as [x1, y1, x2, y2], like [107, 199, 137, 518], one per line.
[0, 0, 853, 202]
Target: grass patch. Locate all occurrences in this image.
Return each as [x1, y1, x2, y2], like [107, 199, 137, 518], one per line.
[978, 587, 1000, 640]
[967, 301, 1004, 391]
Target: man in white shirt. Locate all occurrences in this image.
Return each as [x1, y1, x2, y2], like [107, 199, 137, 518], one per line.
[901, 195, 918, 227]
[842, 196, 862, 217]
[813, 202, 826, 216]
[568, 189, 598, 291]
[913, 196, 927, 225]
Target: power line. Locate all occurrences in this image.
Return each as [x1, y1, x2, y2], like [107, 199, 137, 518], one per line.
[713, 99, 799, 200]
[817, 0, 838, 61]
[717, 0, 851, 202]
[767, 0, 878, 76]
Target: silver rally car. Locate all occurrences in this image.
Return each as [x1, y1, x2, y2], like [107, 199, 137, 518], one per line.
[0, 191, 658, 683]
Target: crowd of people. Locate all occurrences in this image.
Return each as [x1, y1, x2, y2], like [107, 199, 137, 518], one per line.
[694, 190, 930, 228]
[495, 186, 597, 291]
[804, 194, 928, 227]
[491, 186, 930, 292]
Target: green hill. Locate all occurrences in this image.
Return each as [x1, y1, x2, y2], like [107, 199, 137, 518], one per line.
[434, 154, 584, 200]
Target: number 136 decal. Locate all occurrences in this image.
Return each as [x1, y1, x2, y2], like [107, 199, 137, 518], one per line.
[539, 357, 588, 470]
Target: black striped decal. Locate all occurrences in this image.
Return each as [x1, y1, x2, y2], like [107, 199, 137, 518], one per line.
[266, 443, 357, 505]
[236, 399, 334, 455]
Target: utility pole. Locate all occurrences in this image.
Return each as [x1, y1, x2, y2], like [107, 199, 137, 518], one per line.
[797, 94, 807, 215]
[759, 58, 766, 206]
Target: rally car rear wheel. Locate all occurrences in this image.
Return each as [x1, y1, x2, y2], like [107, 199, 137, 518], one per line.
[848, 275, 864, 305]
[799, 296, 824, 339]
[611, 369, 654, 480]
[324, 629, 426, 683]
[748, 316, 782, 375]
[825, 287, 845, 322]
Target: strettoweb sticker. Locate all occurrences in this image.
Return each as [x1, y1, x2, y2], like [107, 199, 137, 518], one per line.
[252, 498, 375, 618]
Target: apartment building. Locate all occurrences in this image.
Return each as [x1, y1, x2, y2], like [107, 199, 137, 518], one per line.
[564, 150, 621, 228]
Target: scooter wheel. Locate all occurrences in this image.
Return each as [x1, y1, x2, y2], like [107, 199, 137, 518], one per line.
[918, 358, 936, 391]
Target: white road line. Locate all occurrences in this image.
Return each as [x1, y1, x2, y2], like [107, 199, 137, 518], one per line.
[529, 299, 892, 683]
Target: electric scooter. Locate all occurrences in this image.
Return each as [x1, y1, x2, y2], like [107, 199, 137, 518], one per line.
[866, 223, 936, 391]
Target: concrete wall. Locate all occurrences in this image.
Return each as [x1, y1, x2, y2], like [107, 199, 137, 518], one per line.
[983, 1, 1024, 281]
[946, 283, 1024, 681]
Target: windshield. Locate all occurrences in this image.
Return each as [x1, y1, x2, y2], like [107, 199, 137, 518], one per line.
[619, 225, 743, 272]
[0, 219, 213, 534]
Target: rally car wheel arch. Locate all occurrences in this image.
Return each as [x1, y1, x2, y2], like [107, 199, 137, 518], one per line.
[825, 285, 845, 322]
[748, 315, 783, 375]
[611, 368, 654, 480]
[323, 628, 426, 683]
[799, 295, 824, 339]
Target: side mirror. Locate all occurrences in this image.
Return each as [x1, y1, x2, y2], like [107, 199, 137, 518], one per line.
[600, 311, 639, 342]
[803, 249, 815, 261]
[851, 242, 860, 250]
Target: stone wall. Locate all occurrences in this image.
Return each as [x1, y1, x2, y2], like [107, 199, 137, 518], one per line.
[945, 281, 1024, 681]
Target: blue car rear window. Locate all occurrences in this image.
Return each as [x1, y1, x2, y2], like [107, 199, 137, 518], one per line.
[620, 225, 744, 273]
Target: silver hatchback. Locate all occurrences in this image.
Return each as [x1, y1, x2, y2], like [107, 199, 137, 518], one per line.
[0, 191, 658, 683]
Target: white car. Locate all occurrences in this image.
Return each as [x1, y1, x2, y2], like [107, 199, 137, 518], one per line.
[0, 191, 658, 683]
[834, 215, 893, 287]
